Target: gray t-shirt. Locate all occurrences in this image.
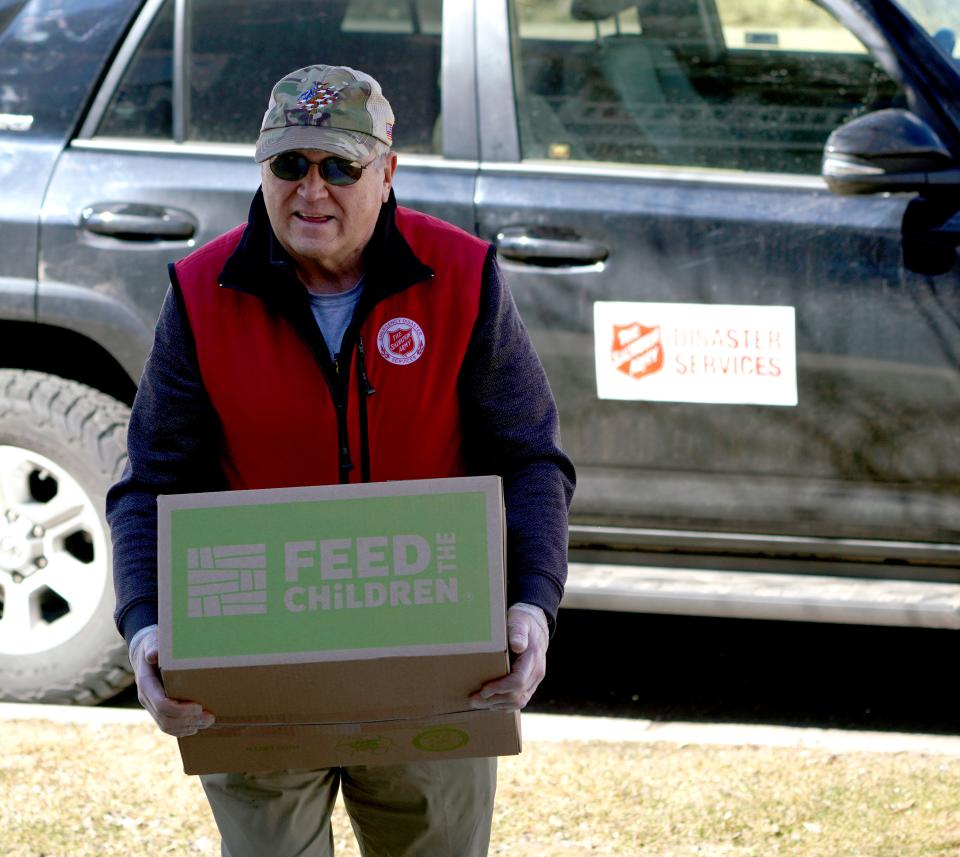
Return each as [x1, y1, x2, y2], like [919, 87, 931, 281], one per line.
[306, 279, 364, 360]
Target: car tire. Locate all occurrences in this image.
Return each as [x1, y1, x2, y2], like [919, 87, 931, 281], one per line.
[0, 369, 133, 704]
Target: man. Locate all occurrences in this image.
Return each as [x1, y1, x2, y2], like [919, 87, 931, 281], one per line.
[107, 64, 574, 857]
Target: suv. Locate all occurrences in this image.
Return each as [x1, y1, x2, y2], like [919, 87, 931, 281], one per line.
[1, 0, 959, 705]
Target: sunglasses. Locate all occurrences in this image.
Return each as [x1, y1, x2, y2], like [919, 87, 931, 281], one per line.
[268, 152, 375, 186]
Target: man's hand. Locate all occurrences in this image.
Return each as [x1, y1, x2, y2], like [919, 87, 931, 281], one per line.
[128, 625, 215, 738]
[470, 603, 549, 711]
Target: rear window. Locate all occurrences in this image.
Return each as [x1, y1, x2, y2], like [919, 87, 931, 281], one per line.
[96, 0, 443, 154]
[0, 0, 140, 137]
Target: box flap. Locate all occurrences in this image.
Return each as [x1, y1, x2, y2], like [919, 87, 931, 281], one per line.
[162, 650, 509, 724]
[177, 709, 521, 775]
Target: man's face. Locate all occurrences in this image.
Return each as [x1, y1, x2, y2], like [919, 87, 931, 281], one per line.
[261, 148, 397, 291]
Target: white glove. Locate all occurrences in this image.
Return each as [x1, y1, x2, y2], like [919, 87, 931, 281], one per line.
[470, 603, 549, 711]
[128, 624, 215, 737]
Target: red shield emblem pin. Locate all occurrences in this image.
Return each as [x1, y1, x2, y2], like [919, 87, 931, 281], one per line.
[610, 322, 663, 379]
[377, 317, 426, 366]
[389, 326, 414, 356]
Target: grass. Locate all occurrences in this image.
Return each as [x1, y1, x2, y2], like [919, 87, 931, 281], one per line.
[4, 718, 960, 856]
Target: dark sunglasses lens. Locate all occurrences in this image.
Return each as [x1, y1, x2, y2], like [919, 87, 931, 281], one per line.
[270, 153, 308, 181]
[269, 154, 365, 185]
[321, 157, 364, 186]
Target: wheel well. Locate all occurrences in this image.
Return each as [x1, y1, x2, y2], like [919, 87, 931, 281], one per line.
[0, 322, 137, 406]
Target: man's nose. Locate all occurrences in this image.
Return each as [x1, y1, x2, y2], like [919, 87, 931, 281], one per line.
[298, 164, 330, 197]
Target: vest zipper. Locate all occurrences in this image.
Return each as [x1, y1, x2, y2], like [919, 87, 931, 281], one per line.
[356, 336, 376, 483]
[333, 354, 354, 483]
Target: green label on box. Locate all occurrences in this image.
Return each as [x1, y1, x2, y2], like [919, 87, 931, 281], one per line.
[168, 491, 493, 660]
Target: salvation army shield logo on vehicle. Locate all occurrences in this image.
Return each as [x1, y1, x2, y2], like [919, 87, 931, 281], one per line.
[610, 322, 663, 380]
[377, 317, 426, 365]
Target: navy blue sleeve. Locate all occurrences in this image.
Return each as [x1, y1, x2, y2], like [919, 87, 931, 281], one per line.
[106, 276, 224, 645]
[458, 248, 576, 631]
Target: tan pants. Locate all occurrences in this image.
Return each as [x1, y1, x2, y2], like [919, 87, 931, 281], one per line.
[200, 758, 497, 857]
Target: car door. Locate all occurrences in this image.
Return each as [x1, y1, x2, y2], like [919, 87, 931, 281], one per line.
[474, 0, 960, 574]
[0, 0, 141, 330]
[38, 0, 474, 383]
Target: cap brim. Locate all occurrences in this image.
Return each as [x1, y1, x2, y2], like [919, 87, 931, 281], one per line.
[255, 126, 378, 163]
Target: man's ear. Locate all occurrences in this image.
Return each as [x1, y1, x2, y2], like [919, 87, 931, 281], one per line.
[382, 152, 398, 203]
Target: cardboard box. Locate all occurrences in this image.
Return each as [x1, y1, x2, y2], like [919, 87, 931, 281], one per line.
[157, 475, 519, 774]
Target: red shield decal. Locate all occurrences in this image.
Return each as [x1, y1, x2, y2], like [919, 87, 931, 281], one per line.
[389, 327, 414, 356]
[377, 317, 426, 365]
[610, 322, 663, 379]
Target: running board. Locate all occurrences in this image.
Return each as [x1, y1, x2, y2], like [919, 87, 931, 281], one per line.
[562, 563, 960, 629]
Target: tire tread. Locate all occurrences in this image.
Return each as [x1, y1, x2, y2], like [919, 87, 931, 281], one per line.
[0, 369, 134, 705]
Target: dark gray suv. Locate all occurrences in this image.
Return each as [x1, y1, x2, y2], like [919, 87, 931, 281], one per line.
[1, 0, 959, 705]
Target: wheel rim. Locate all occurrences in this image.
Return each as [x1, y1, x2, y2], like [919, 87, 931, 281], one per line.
[0, 445, 109, 655]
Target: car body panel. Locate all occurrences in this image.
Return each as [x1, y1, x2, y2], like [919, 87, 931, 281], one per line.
[1, 0, 959, 650]
[473, 0, 960, 558]
[0, 141, 57, 321]
[475, 163, 960, 548]
[0, 0, 141, 326]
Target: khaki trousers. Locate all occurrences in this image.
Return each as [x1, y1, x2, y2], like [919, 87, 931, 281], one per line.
[200, 757, 497, 857]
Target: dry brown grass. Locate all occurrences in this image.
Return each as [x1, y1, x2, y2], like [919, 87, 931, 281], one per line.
[4, 718, 960, 856]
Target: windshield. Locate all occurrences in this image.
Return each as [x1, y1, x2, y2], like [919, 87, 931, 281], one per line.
[895, 0, 960, 61]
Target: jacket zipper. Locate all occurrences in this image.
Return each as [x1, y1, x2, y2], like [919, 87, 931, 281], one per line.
[333, 355, 354, 484]
[356, 335, 376, 482]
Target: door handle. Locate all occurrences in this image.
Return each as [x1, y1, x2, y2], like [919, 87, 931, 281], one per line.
[495, 227, 609, 266]
[80, 202, 197, 241]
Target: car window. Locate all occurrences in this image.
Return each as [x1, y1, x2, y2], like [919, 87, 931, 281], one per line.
[95, 0, 173, 139]
[512, 0, 906, 174]
[0, 0, 140, 137]
[342, 0, 441, 34]
[894, 0, 960, 64]
[96, 0, 442, 154]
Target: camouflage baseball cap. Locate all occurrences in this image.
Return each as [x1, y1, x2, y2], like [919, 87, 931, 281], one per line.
[255, 65, 394, 163]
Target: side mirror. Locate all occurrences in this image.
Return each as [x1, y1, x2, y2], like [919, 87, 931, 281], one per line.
[822, 108, 960, 195]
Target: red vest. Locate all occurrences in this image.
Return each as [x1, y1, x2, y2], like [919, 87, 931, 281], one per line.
[175, 206, 488, 489]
